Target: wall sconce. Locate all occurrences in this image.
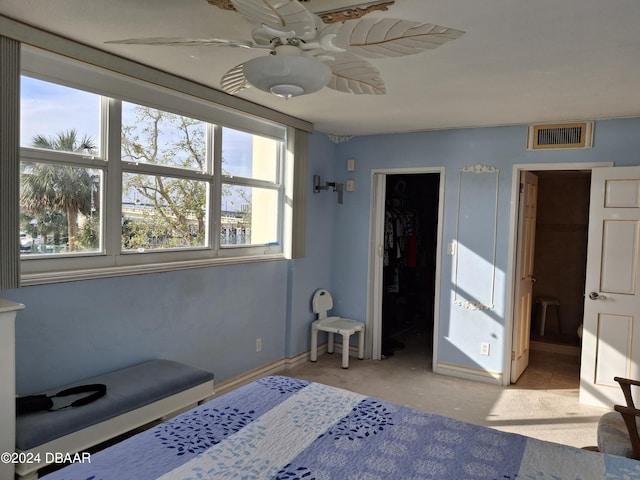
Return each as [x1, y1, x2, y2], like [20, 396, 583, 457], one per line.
[313, 175, 343, 204]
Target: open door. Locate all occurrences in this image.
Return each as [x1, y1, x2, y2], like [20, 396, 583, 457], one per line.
[580, 166, 640, 407]
[511, 171, 538, 383]
[369, 173, 386, 361]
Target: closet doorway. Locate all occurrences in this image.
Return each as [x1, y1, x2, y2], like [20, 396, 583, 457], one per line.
[369, 169, 444, 366]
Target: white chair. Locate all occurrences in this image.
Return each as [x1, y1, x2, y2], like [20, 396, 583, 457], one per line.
[310, 289, 365, 369]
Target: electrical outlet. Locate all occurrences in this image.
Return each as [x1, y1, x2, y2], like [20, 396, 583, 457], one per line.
[256, 338, 262, 352]
[480, 342, 490, 356]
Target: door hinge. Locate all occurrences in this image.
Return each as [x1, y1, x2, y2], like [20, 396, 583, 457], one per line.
[511, 351, 516, 361]
[519, 182, 524, 194]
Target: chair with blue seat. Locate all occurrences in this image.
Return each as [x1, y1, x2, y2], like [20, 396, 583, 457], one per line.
[310, 289, 365, 369]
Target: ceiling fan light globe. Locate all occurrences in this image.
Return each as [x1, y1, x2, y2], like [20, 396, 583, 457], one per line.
[270, 84, 305, 99]
[243, 56, 332, 98]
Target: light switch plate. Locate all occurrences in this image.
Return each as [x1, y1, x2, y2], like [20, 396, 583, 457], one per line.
[346, 179, 355, 191]
[347, 158, 356, 172]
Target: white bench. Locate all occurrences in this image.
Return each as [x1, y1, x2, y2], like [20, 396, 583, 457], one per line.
[15, 359, 214, 479]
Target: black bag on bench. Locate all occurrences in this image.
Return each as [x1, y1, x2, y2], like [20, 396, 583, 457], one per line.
[17, 384, 107, 415]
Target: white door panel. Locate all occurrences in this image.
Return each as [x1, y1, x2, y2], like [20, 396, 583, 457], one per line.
[600, 220, 639, 294]
[580, 167, 640, 407]
[593, 314, 633, 388]
[511, 171, 538, 383]
[605, 179, 640, 207]
[370, 173, 386, 361]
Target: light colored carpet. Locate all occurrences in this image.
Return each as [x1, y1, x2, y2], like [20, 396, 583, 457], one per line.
[284, 329, 610, 449]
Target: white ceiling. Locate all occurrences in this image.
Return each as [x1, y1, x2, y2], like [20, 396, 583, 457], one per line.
[2, 0, 640, 136]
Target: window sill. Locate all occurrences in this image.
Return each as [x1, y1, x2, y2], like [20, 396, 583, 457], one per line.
[20, 253, 286, 286]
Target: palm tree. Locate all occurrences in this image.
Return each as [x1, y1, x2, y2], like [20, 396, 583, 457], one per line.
[31, 129, 95, 153]
[20, 129, 96, 252]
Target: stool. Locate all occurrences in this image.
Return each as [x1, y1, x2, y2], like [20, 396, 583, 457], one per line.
[535, 296, 561, 336]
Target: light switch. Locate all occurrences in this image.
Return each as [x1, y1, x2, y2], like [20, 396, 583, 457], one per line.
[347, 158, 356, 172]
[346, 179, 355, 192]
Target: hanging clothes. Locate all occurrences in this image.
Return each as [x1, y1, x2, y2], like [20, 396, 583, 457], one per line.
[384, 207, 419, 292]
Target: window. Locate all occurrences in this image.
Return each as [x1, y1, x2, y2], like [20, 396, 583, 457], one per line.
[20, 76, 104, 256]
[19, 48, 289, 280]
[20, 78, 101, 154]
[220, 127, 282, 248]
[120, 102, 210, 252]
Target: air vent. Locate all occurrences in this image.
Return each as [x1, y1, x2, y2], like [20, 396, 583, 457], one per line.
[527, 122, 593, 150]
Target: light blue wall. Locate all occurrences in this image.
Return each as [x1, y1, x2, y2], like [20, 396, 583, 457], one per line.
[328, 117, 640, 378]
[3, 118, 640, 394]
[285, 132, 337, 357]
[6, 262, 288, 394]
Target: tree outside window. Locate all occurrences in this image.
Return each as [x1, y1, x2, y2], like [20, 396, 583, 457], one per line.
[20, 129, 99, 253]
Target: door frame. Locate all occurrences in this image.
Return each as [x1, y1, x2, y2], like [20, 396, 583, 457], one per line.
[367, 167, 445, 362]
[504, 161, 612, 386]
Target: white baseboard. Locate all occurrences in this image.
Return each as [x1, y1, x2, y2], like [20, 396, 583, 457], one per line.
[211, 345, 328, 398]
[434, 361, 503, 385]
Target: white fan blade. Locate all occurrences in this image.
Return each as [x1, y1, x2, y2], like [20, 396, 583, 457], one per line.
[333, 18, 465, 58]
[322, 52, 386, 95]
[220, 63, 250, 94]
[106, 37, 258, 48]
[317, 23, 344, 52]
[230, 0, 319, 40]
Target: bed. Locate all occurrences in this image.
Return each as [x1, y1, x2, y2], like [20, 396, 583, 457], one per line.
[42, 375, 640, 479]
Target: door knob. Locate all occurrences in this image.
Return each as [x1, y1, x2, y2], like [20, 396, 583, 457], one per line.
[589, 291, 607, 300]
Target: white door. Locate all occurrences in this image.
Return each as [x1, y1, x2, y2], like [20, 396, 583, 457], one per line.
[511, 171, 538, 383]
[369, 173, 387, 360]
[580, 166, 640, 407]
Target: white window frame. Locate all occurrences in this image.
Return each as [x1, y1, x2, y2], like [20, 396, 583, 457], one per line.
[19, 46, 289, 284]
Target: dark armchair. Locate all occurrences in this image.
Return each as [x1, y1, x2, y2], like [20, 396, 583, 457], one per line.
[597, 377, 640, 459]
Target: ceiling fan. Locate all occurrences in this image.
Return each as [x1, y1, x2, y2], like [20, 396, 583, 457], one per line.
[106, 0, 464, 99]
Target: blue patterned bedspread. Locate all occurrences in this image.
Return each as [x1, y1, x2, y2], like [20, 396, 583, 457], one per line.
[43, 375, 640, 479]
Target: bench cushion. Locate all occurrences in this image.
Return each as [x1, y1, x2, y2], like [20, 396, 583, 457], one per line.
[16, 360, 214, 451]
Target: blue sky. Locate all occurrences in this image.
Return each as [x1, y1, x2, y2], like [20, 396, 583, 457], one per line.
[20, 77, 100, 150]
